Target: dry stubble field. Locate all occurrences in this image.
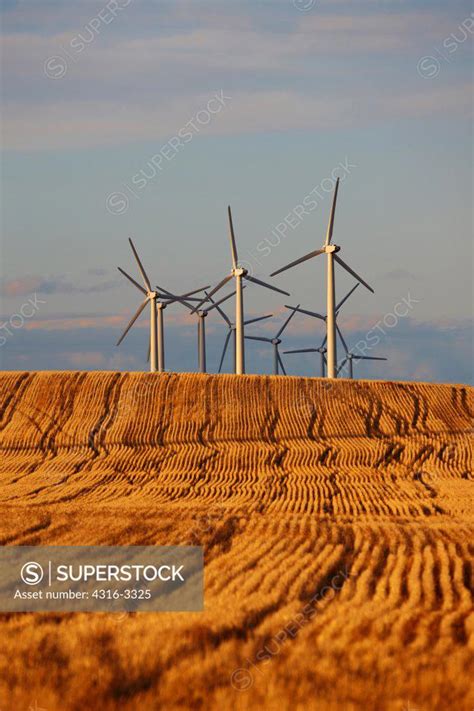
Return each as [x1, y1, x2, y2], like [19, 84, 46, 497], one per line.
[0, 370, 473, 711]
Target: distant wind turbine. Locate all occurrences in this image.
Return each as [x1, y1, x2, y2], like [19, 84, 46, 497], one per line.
[336, 329, 387, 379]
[245, 304, 300, 375]
[117, 238, 208, 372]
[283, 284, 359, 377]
[271, 178, 374, 378]
[284, 337, 327, 377]
[192, 206, 290, 374]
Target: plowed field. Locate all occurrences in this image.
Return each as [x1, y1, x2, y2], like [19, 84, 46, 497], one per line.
[0, 371, 472, 710]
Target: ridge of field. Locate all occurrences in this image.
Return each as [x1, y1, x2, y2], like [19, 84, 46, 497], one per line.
[0, 372, 472, 711]
[0, 371, 472, 517]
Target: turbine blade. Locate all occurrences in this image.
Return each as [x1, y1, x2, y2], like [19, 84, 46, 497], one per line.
[320, 333, 328, 348]
[206, 290, 233, 325]
[155, 283, 173, 297]
[270, 248, 324, 277]
[204, 289, 236, 313]
[244, 314, 272, 326]
[335, 283, 359, 313]
[180, 284, 212, 299]
[218, 330, 231, 373]
[116, 298, 149, 346]
[212, 302, 232, 326]
[336, 323, 349, 354]
[354, 356, 388, 361]
[284, 304, 325, 321]
[325, 177, 340, 246]
[228, 205, 238, 269]
[336, 358, 347, 376]
[147, 340, 150, 363]
[191, 274, 233, 313]
[276, 303, 300, 338]
[245, 274, 290, 296]
[244, 336, 272, 343]
[333, 254, 374, 293]
[157, 283, 212, 310]
[118, 267, 147, 295]
[154, 284, 193, 310]
[277, 351, 287, 375]
[283, 348, 318, 354]
[128, 238, 151, 291]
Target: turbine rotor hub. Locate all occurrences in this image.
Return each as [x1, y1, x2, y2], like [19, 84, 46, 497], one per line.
[233, 267, 247, 277]
[325, 244, 340, 254]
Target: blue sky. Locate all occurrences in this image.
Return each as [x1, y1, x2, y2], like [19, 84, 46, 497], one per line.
[0, 0, 472, 382]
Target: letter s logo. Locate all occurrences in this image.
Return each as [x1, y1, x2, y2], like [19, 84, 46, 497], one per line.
[21, 561, 44, 585]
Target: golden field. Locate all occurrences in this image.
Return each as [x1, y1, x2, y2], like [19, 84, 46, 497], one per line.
[0, 370, 472, 711]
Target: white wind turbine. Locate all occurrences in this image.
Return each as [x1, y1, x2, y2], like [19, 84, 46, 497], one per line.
[117, 238, 208, 372]
[191, 206, 290, 374]
[271, 178, 374, 378]
[245, 304, 300, 375]
[156, 286, 237, 373]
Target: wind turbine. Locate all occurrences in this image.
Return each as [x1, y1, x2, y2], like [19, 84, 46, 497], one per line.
[156, 286, 237, 373]
[117, 238, 208, 372]
[271, 178, 374, 378]
[283, 284, 359, 377]
[284, 337, 327, 377]
[245, 304, 300, 375]
[192, 206, 290, 374]
[336, 331, 387, 379]
[211, 296, 273, 373]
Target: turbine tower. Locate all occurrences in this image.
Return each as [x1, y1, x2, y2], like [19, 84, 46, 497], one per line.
[271, 179, 374, 378]
[117, 238, 207, 372]
[192, 206, 290, 374]
[245, 304, 300, 375]
[211, 297, 273, 373]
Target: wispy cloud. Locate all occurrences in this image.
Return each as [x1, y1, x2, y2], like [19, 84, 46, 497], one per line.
[64, 351, 107, 368]
[0, 274, 120, 297]
[0, 313, 470, 383]
[2, 3, 470, 150]
[4, 82, 471, 151]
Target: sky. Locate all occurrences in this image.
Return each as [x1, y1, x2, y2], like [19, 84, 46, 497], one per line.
[0, 0, 472, 383]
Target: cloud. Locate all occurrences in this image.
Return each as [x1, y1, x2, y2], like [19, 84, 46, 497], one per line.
[2, 3, 470, 150]
[3, 82, 471, 151]
[64, 351, 107, 367]
[0, 274, 120, 297]
[0, 308, 471, 383]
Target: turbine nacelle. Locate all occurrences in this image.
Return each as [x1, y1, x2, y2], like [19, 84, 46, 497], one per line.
[325, 244, 340, 254]
[232, 266, 247, 277]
